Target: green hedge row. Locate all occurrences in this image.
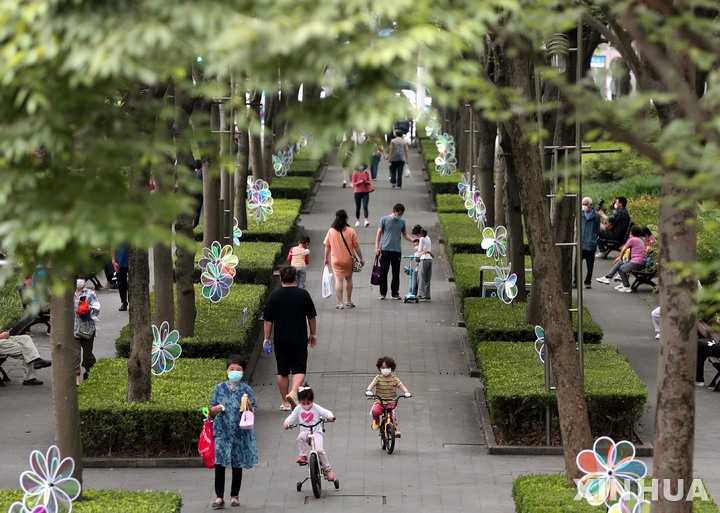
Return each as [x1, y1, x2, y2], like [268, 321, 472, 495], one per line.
[452, 253, 533, 302]
[438, 213, 483, 256]
[79, 359, 224, 457]
[513, 474, 718, 513]
[429, 169, 460, 198]
[0, 276, 24, 331]
[288, 157, 323, 177]
[115, 283, 267, 359]
[436, 193, 465, 213]
[478, 343, 646, 444]
[193, 241, 283, 286]
[0, 490, 182, 513]
[463, 297, 603, 344]
[269, 175, 316, 200]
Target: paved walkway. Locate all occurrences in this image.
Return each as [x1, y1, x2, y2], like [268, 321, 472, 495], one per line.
[1, 146, 719, 511]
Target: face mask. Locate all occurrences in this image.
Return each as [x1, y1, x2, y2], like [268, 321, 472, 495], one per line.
[76, 279, 86, 289]
[301, 403, 313, 411]
[227, 370, 243, 383]
[381, 368, 392, 376]
[582, 205, 590, 212]
[395, 215, 403, 221]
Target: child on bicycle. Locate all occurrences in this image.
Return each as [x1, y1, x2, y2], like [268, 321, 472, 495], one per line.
[283, 386, 337, 481]
[365, 356, 412, 435]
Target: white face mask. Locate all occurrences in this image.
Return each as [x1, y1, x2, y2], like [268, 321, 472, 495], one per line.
[380, 368, 392, 376]
[76, 279, 86, 289]
[301, 403, 313, 411]
[581, 205, 590, 212]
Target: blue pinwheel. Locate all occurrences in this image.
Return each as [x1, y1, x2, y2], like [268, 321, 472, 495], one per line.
[198, 241, 238, 278]
[151, 321, 182, 376]
[16, 445, 81, 513]
[534, 325, 545, 362]
[481, 226, 507, 261]
[434, 152, 457, 176]
[201, 262, 234, 303]
[458, 173, 472, 200]
[494, 266, 518, 304]
[608, 492, 650, 513]
[247, 178, 274, 223]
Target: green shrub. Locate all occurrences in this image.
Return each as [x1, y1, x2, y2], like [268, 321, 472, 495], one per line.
[429, 168, 460, 198]
[438, 213, 483, 256]
[478, 343, 646, 444]
[583, 175, 661, 207]
[115, 283, 267, 358]
[79, 359, 227, 456]
[583, 141, 659, 182]
[194, 199, 301, 243]
[452, 253, 532, 302]
[626, 194, 659, 230]
[436, 193, 466, 213]
[269, 176, 315, 201]
[0, 276, 24, 331]
[193, 241, 282, 286]
[698, 203, 720, 265]
[419, 138, 439, 160]
[513, 474, 718, 513]
[463, 297, 603, 344]
[288, 158, 322, 177]
[0, 490, 182, 513]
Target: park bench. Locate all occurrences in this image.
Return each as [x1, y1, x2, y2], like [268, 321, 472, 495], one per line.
[697, 320, 720, 392]
[597, 221, 634, 260]
[0, 356, 9, 386]
[11, 281, 51, 336]
[630, 265, 657, 292]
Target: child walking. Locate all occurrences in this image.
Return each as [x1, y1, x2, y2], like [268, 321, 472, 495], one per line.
[283, 387, 337, 482]
[411, 225, 433, 300]
[287, 235, 311, 289]
[365, 356, 412, 435]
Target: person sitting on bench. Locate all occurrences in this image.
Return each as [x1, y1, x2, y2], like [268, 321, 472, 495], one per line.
[0, 331, 52, 385]
[596, 196, 631, 255]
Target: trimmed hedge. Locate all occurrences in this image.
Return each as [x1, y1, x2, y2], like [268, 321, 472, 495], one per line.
[0, 490, 182, 513]
[0, 276, 23, 331]
[463, 297, 603, 344]
[269, 175, 315, 201]
[436, 193, 466, 213]
[429, 169, 460, 198]
[79, 359, 225, 456]
[438, 213, 483, 255]
[478, 343, 646, 444]
[513, 474, 718, 513]
[288, 158, 322, 177]
[193, 241, 283, 286]
[115, 283, 267, 358]
[452, 253, 532, 302]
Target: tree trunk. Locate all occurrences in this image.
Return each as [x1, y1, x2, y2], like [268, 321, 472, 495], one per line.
[501, 136, 527, 301]
[503, 49, 592, 483]
[235, 130, 250, 231]
[126, 246, 153, 403]
[478, 116, 496, 224]
[249, 126, 264, 182]
[50, 286, 83, 484]
[495, 145, 507, 228]
[152, 159, 174, 327]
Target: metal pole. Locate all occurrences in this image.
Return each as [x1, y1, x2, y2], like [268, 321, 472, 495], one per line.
[576, 22, 585, 383]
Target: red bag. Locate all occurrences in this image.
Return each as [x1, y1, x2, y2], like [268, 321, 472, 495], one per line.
[198, 418, 215, 469]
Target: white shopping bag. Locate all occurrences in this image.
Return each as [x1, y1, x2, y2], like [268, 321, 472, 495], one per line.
[403, 164, 411, 178]
[321, 266, 333, 298]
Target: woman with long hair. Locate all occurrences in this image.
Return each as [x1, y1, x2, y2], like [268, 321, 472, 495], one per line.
[323, 209, 365, 309]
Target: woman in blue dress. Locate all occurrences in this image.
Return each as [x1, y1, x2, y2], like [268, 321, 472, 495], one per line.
[208, 355, 258, 509]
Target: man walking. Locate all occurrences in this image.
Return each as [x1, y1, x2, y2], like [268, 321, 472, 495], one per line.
[263, 266, 317, 410]
[375, 203, 415, 300]
[112, 242, 129, 311]
[575, 196, 601, 289]
[387, 131, 410, 189]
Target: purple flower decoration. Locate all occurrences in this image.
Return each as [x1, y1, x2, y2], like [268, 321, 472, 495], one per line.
[151, 321, 182, 376]
[9, 504, 48, 513]
[18, 445, 81, 513]
[198, 241, 238, 278]
[201, 262, 233, 303]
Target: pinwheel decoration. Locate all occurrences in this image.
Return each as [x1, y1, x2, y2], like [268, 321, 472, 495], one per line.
[607, 492, 650, 513]
[458, 173, 472, 200]
[151, 321, 182, 376]
[481, 226, 508, 261]
[13, 445, 81, 513]
[494, 266, 518, 304]
[435, 152, 457, 176]
[435, 133, 455, 155]
[272, 150, 293, 177]
[201, 262, 234, 303]
[198, 241, 238, 278]
[534, 325, 545, 363]
[233, 218, 242, 247]
[247, 178, 274, 223]
[576, 437, 648, 508]
[425, 118, 441, 139]
[465, 190, 487, 228]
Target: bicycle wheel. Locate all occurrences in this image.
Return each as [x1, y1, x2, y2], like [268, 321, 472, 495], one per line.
[309, 453, 322, 498]
[385, 424, 396, 454]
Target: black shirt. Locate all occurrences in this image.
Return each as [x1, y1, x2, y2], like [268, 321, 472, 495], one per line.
[263, 286, 317, 347]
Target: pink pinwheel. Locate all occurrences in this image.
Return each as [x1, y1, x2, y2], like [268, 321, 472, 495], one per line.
[201, 262, 234, 303]
[9, 504, 48, 513]
[198, 241, 238, 278]
[493, 266, 518, 304]
[608, 492, 650, 513]
[481, 226, 507, 261]
[151, 321, 182, 376]
[534, 325, 545, 362]
[576, 436, 647, 507]
[19, 445, 81, 513]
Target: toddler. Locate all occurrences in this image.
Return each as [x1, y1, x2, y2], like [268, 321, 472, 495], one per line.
[283, 387, 337, 482]
[411, 225, 433, 300]
[287, 236, 311, 289]
[365, 356, 411, 435]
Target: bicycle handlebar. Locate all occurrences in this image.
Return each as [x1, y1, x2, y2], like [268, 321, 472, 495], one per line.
[288, 418, 335, 429]
[367, 394, 410, 406]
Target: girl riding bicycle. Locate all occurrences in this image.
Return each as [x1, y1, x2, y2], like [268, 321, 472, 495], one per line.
[283, 387, 337, 482]
[365, 356, 411, 434]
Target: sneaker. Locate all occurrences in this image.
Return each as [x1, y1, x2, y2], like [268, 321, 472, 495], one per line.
[296, 455, 308, 465]
[613, 276, 622, 282]
[119, 303, 128, 311]
[391, 295, 401, 300]
[345, 302, 356, 308]
[378, 295, 386, 300]
[324, 469, 336, 482]
[364, 220, 370, 227]
[371, 419, 380, 430]
[617, 286, 633, 293]
[696, 381, 705, 387]
[335, 304, 345, 309]
[595, 251, 604, 258]
[596, 277, 611, 284]
[655, 333, 661, 339]
[342, 182, 347, 188]
[286, 393, 298, 409]
[354, 221, 360, 227]
[614, 284, 624, 290]
[394, 429, 401, 438]
[23, 378, 43, 386]
[584, 283, 591, 289]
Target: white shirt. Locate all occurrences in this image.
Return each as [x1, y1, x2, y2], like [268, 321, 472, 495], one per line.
[417, 235, 432, 260]
[285, 403, 334, 433]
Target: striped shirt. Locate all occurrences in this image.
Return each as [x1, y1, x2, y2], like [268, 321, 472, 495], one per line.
[370, 375, 404, 402]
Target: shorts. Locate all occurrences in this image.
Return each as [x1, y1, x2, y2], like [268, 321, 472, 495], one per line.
[275, 344, 308, 376]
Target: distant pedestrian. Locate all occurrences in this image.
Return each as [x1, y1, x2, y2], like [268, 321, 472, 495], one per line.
[324, 209, 365, 309]
[411, 225, 433, 300]
[287, 236, 311, 289]
[263, 266, 318, 410]
[73, 274, 100, 385]
[112, 242, 129, 311]
[370, 136, 385, 181]
[351, 165, 372, 228]
[375, 203, 414, 300]
[207, 355, 258, 509]
[574, 196, 601, 289]
[387, 131, 410, 189]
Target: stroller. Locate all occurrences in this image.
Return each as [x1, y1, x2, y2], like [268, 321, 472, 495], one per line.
[401, 255, 419, 304]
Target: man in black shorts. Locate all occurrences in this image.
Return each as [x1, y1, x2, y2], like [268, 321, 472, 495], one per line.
[263, 266, 318, 410]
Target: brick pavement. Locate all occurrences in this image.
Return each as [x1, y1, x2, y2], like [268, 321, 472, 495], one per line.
[1, 146, 718, 511]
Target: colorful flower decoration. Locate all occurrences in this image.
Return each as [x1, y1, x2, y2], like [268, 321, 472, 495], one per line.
[201, 262, 234, 303]
[481, 226, 508, 261]
[494, 266, 518, 304]
[458, 173, 472, 200]
[465, 190, 486, 227]
[272, 150, 293, 177]
[435, 133, 455, 155]
[534, 325, 545, 362]
[425, 118, 441, 139]
[607, 492, 650, 513]
[232, 218, 242, 247]
[299, 133, 313, 148]
[198, 241, 238, 278]
[434, 152, 457, 176]
[247, 178, 274, 223]
[151, 321, 182, 376]
[9, 504, 49, 513]
[576, 437, 648, 507]
[16, 445, 81, 513]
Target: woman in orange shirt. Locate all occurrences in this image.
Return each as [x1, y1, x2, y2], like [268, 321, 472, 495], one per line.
[324, 210, 365, 309]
